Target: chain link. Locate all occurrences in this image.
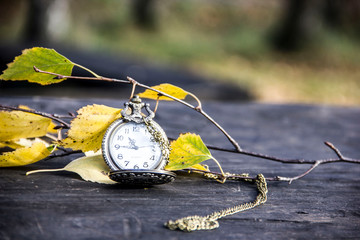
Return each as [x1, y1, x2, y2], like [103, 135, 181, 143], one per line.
[165, 174, 268, 232]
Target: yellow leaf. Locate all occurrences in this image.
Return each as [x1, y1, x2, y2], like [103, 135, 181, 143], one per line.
[18, 105, 31, 110]
[61, 104, 122, 152]
[0, 140, 24, 149]
[165, 133, 213, 171]
[0, 141, 53, 167]
[26, 154, 116, 184]
[0, 110, 52, 141]
[0, 138, 48, 149]
[189, 164, 210, 171]
[18, 105, 58, 134]
[138, 83, 188, 101]
[47, 121, 58, 134]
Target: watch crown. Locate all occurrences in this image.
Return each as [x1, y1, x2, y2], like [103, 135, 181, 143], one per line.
[131, 95, 142, 104]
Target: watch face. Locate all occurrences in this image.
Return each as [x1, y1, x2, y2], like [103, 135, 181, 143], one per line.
[103, 120, 164, 170]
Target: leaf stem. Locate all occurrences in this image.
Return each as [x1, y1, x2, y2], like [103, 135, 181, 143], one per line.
[211, 156, 226, 183]
[154, 97, 160, 113]
[73, 63, 102, 79]
[186, 91, 202, 110]
[26, 168, 64, 175]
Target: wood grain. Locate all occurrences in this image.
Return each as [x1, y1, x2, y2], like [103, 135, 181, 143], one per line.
[0, 97, 359, 239]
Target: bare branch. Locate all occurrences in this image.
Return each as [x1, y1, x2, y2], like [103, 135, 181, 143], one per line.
[29, 66, 360, 182]
[33, 66, 243, 152]
[201, 141, 360, 165]
[180, 140, 360, 183]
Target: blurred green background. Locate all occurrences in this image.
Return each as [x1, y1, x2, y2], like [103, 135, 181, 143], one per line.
[1, 0, 359, 105]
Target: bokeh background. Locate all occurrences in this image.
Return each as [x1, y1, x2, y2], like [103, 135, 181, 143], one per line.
[0, 0, 359, 105]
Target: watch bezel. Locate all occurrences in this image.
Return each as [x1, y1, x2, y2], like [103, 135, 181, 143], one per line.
[109, 169, 176, 186]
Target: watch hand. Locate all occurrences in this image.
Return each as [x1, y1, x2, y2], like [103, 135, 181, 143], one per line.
[115, 145, 134, 149]
[128, 137, 138, 150]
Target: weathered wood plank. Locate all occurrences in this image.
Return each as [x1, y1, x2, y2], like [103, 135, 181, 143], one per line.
[0, 97, 359, 239]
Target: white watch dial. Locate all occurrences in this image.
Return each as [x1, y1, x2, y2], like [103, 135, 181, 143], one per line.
[108, 122, 162, 170]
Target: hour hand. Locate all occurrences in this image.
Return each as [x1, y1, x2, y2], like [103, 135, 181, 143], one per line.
[128, 137, 138, 150]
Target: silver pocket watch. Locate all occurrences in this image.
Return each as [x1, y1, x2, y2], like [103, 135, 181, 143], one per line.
[102, 95, 176, 185]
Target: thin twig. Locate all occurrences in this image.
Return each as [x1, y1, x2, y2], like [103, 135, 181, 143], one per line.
[33, 66, 129, 83]
[275, 161, 321, 184]
[33, 66, 242, 151]
[44, 149, 83, 161]
[196, 109, 242, 151]
[200, 141, 360, 165]
[127, 76, 138, 100]
[324, 141, 344, 160]
[180, 140, 360, 183]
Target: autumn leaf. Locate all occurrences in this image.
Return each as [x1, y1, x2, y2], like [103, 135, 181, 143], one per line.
[0, 140, 24, 149]
[0, 47, 74, 85]
[47, 121, 58, 134]
[0, 138, 47, 150]
[165, 133, 213, 171]
[61, 104, 122, 152]
[0, 109, 53, 141]
[138, 83, 188, 101]
[189, 164, 210, 171]
[0, 141, 54, 167]
[26, 154, 116, 184]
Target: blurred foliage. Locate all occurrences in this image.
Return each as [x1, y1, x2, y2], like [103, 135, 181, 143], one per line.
[1, 0, 359, 106]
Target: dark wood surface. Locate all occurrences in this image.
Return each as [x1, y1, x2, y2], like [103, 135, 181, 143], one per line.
[0, 96, 359, 240]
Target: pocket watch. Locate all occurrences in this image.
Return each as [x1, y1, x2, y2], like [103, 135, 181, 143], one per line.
[102, 95, 176, 185]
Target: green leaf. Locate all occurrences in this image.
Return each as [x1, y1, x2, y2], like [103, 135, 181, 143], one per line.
[26, 153, 116, 184]
[165, 133, 213, 171]
[0, 47, 74, 85]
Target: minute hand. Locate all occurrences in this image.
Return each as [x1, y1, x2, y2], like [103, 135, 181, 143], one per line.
[116, 145, 138, 149]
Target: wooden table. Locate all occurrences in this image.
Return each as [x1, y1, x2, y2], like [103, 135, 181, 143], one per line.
[1, 96, 359, 239]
